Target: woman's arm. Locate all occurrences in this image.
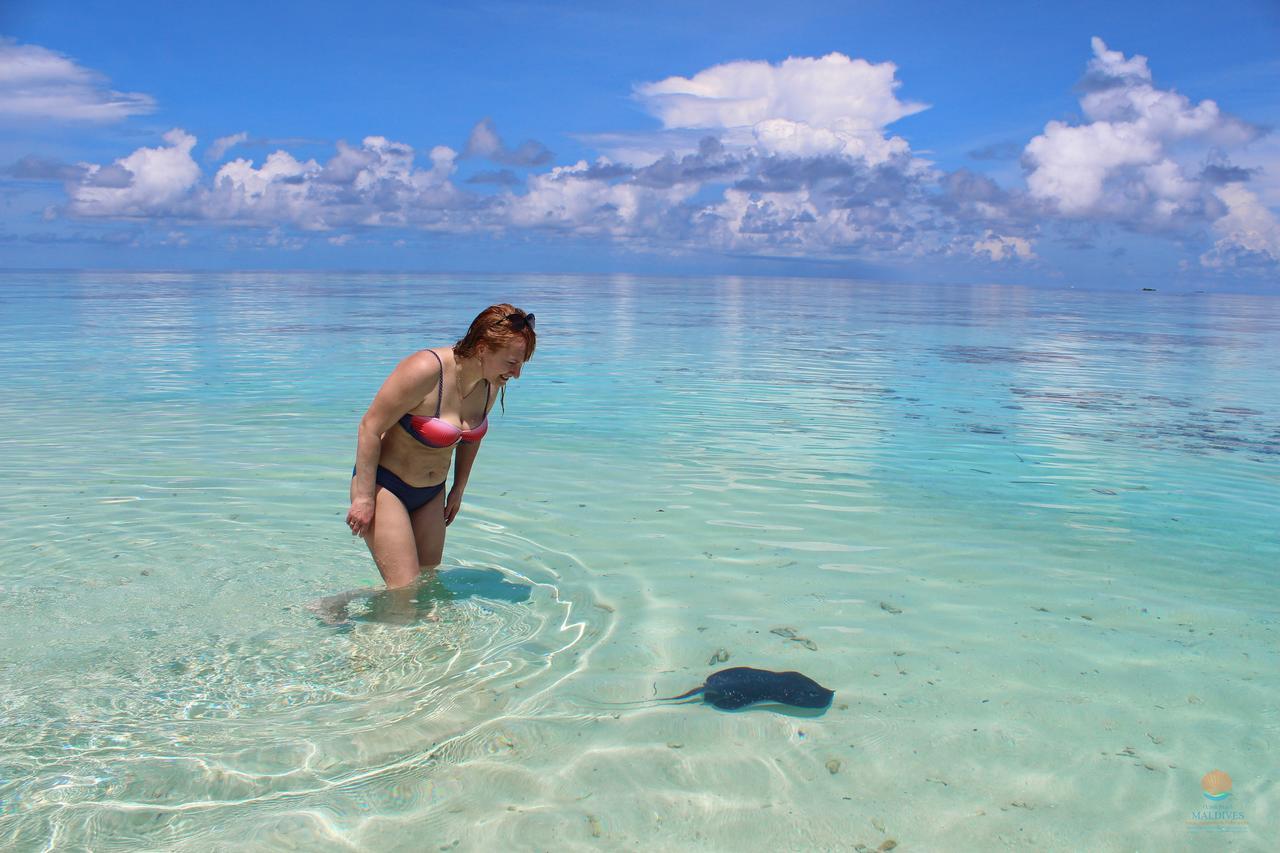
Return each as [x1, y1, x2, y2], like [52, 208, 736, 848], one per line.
[347, 350, 440, 536]
[445, 441, 479, 526]
[445, 381, 497, 525]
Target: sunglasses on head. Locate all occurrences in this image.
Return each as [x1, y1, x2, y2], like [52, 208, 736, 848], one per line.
[505, 312, 535, 330]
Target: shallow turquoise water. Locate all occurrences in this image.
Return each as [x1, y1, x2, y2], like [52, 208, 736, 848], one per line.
[0, 272, 1276, 850]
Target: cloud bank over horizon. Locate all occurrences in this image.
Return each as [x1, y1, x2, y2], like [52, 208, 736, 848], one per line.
[5, 36, 1277, 278]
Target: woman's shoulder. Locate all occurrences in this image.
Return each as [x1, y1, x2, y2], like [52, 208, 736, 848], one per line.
[392, 347, 447, 382]
[404, 346, 448, 367]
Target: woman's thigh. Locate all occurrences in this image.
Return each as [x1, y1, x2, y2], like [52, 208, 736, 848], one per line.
[364, 487, 421, 588]
[410, 488, 447, 569]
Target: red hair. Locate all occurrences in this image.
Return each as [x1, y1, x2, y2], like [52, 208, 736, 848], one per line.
[453, 304, 536, 361]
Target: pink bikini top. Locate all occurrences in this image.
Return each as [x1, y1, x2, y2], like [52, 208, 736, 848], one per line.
[398, 351, 489, 448]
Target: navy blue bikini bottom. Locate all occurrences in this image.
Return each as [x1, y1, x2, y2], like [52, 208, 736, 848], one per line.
[354, 466, 445, 513]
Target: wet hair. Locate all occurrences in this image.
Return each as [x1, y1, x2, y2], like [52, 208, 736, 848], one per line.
[453, 304, 536, 362]
[453, 304, 536, 413]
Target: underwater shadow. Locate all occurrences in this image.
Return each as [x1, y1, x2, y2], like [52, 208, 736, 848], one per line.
[308, 567, 532, 627]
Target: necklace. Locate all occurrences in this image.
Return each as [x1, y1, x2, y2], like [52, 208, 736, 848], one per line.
[454, 353, 480, 400]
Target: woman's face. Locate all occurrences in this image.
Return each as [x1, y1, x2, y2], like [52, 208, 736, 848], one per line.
[483, 341, 527, 387]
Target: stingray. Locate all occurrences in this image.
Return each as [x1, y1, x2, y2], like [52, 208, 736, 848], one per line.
[659, 666, 834, 712]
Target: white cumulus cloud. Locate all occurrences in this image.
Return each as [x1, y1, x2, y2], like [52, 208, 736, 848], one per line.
[634, 53, 926, 166]
[972, 231, 1036, 262]
[1023, 37, 1275, 269]
[64, 131, 467, 231]
[209, 149, 322, 226]
[69, 129, 200, 216]
[503, 160, 694, 238]
[0, 37, 155, 122]
[1025, 37, 1260, 220]
[1201, 184, 1280, 267]
[637, 53, 925, 132]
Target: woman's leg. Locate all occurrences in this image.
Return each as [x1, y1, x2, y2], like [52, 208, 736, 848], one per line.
[410, 487, 447, 572]
[359, 484, 422, 588]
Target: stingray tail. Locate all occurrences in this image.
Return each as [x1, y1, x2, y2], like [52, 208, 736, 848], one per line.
[586, 684, 706, 709]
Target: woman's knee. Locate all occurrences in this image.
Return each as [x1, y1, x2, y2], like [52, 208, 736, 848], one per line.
[383, 572, 420, 590]
[376, 554, 422, 588]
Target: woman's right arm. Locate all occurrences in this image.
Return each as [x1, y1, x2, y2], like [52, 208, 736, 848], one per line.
[347, 351, 440, 537]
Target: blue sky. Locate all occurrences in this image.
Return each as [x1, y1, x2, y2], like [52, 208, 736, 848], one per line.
[2, 0, 1278, 289]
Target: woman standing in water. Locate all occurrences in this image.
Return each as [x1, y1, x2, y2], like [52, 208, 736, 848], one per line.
[347, 304, 535, 588]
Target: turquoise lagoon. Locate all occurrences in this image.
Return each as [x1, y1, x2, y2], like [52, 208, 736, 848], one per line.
[0, 272, 1276, 850]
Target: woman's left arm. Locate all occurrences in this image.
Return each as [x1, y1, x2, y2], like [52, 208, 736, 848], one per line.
[445, 442, 480, 526]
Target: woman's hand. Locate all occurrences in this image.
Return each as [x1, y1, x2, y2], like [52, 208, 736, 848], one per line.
[347, 496, 376, 537]
[444, 486, 464, 526]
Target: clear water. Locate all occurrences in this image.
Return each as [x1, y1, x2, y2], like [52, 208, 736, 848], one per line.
[0, 271, 1276, 850]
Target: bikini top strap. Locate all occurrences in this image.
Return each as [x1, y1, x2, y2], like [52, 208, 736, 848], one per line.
[427, 349, 444, 417]
[483, 379, 491, 414]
